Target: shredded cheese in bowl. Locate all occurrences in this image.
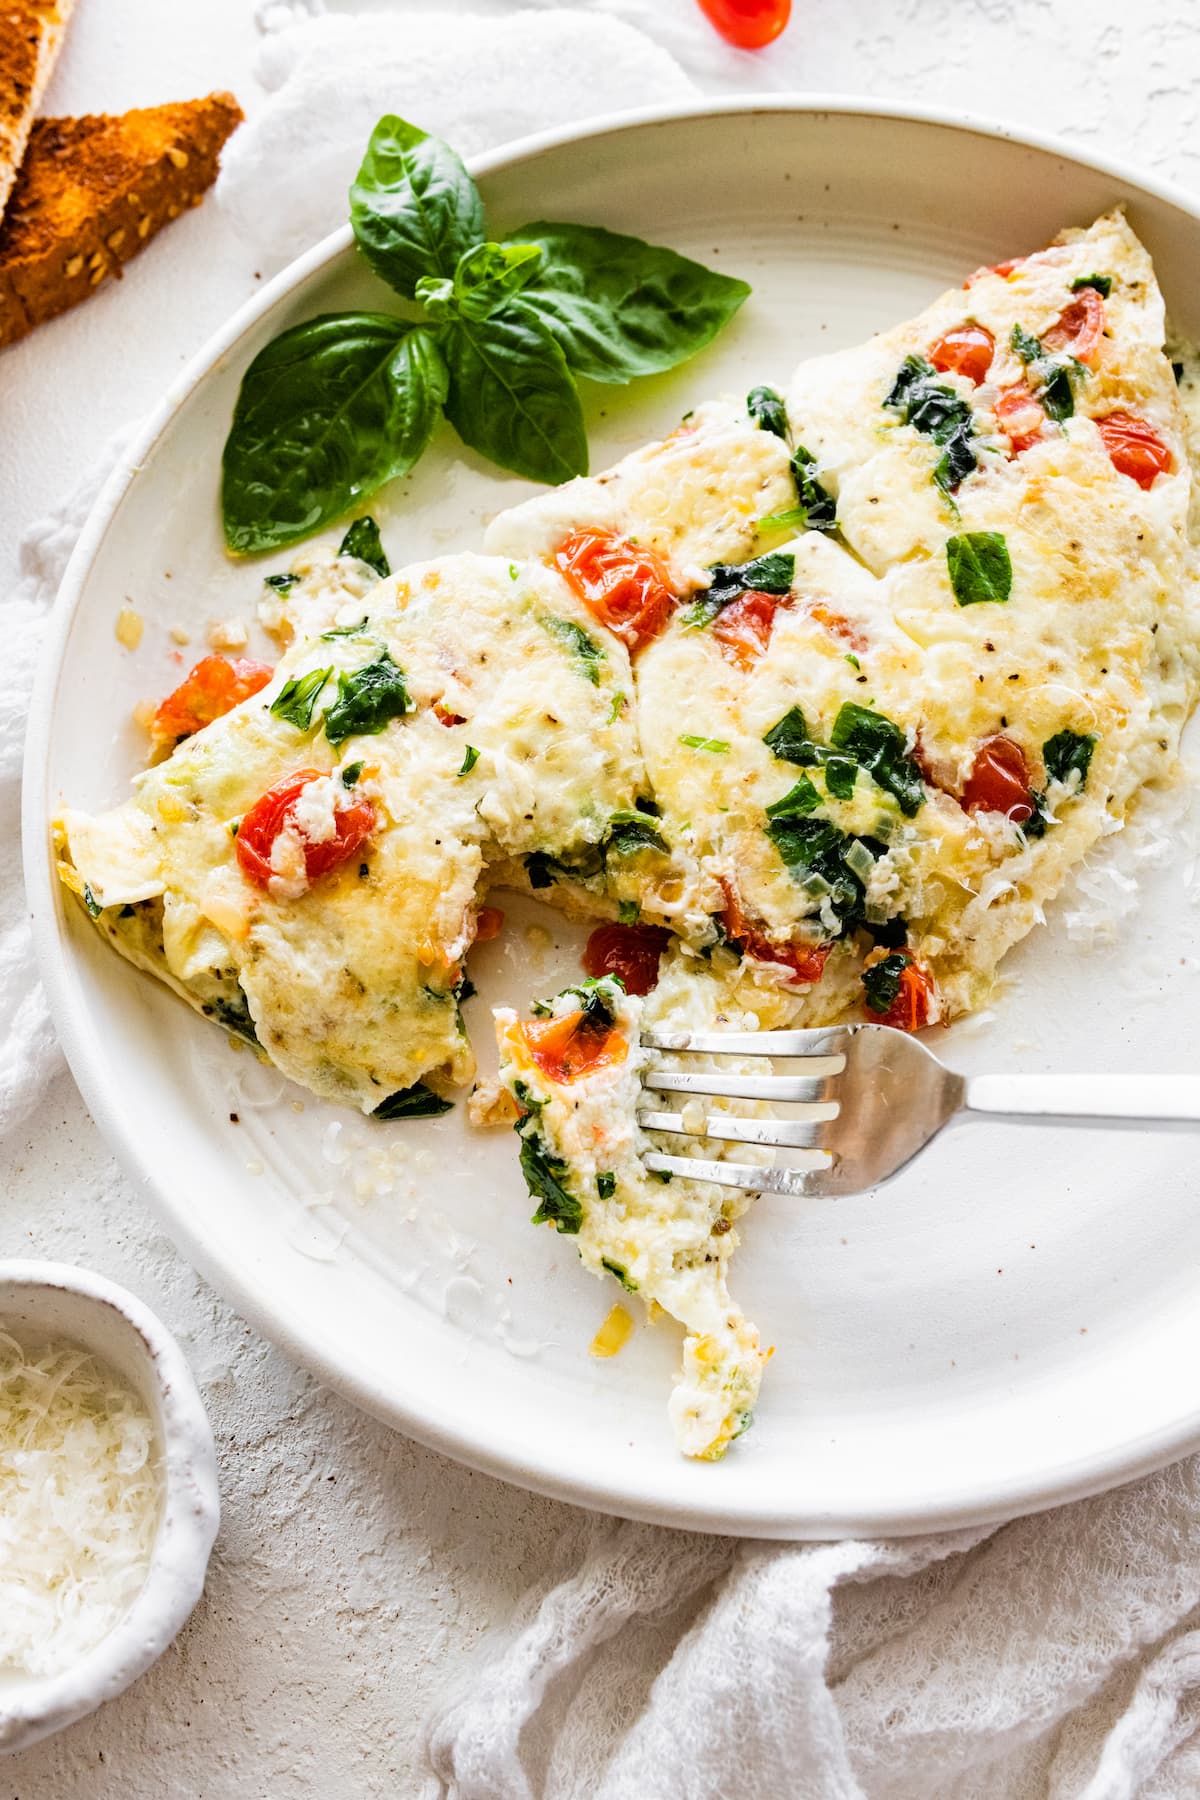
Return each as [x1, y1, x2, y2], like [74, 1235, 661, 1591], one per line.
[0, 1329, 161, 1680]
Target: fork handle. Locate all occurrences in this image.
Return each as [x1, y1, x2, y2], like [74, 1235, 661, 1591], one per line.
[963, 1073, 1200, 1128]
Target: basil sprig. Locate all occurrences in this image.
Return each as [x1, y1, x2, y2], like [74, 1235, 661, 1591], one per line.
[764, 702, 922, 817]
[222, 116, 750, 554]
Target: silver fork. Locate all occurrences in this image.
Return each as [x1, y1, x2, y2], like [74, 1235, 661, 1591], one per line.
[638, 1023, 1200, 1199]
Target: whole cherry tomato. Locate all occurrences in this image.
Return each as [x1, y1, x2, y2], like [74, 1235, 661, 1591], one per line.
[695, 0, 791, 48]
[236, 770, 376, 891]
[583, 923, 671, 996]
[1095, 411, 1172, 490]
[961, 735, 1035, 823]
[928, 323, 995, 386]
[152, 655, 274, 748]
[518, 1009, 628, 1085]
[554, 528, 676, 655]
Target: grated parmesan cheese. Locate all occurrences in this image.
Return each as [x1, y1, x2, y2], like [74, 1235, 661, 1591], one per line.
[0, 1329, 160, 1678]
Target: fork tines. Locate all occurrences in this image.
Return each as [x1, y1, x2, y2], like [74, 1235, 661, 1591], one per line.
[637, 1026, 845, 1193]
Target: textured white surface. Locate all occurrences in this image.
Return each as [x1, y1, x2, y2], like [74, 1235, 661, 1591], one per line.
[5, 0, 1200, 1794]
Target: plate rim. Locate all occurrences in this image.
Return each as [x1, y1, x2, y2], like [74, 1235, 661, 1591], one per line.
[23, 93, 1200, 1538]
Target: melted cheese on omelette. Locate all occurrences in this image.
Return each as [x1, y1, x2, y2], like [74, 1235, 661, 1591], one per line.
[57, 210, 1200, 1458]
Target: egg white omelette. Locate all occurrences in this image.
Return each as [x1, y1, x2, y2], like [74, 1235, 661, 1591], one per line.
[58, 211, 1200, 1458]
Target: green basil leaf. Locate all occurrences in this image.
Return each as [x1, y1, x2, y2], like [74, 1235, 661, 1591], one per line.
[765, 775, 821, 818]
[884, 354, 978, 494]
[597, 1175, 617, 1202]
[442, 305, 587, 484]
[337, 515, 389, 576]
[505, 220, 750, 385]
[790, 445, 838, 532]
[684, 551, 795, 628]
[458, 744, 480, 776]
[221, 314, 444, 555]
[1043, 729, 1096, 788]
[765, 813, 881, 928]
[748, 385, 789, 439]
[320, 618, 370, 640]
[264, 572, 298, 594]
[830, 702, 925, 817]
[349, 115, 484, 298]
[448, 241, 545, 322]
[603, 810, 669, 858]
[525, 852, 557, 889]
[823, 756, 858, 800]
[946, 531, 1013, 607]
[83, 882, 104, 920]
[1071, 273, 1112, 297]
[601, 1255, 637, 1292]
[340, 761, 364, 787]
[1011, 324, 1043, 366]
[1009, 324, 1076, 423]
[542, 615, 605, 685]
[322, 650, 413, 746]
[862, 951, 911, 1014]
[373, 1082, 454, 1119]
[521, 1135, 584, 1233]
[763, 705, 815, 764]
[269, 665, 332, 731]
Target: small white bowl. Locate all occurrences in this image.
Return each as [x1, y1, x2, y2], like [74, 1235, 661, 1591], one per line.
[0, 1261, 219, 1755]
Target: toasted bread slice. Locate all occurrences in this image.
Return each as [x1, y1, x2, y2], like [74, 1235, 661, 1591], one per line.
[0, 0, 75, 221]
[0, 91, 243, 349]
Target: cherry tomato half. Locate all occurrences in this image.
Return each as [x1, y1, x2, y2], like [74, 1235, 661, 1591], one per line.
[518, 1009, 628, 1085]
[961, 735, 1035, 823]
[583, 923, 671, 996]
[995, 382, 1047, 455]
[864, 951, 935, 1032]
[554, 528, 677, 654]
[720, 881, 830, 985]
[433, 702, 466, 727]
[695, 0, 791, 49]
[152, 655, 274, 748]
[236, 770, 376, 891]
[1095, 411, 1173, 490]
[928, 323, 995, 386]
[711, 589, 782, 669]
[1042, 288, 1105, 365]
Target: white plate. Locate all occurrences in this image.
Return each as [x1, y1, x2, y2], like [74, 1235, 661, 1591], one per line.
[24, 100, 1200, 1538]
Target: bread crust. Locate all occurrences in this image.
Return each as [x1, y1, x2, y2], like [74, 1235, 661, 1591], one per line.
[0, 90, 243, 349]
[0, 0, 75, 220]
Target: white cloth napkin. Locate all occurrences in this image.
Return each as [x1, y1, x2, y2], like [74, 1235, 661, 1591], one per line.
[11, 6, 1200, 1796]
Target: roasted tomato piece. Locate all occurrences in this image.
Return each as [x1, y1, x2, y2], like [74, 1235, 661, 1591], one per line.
[695, 0, 790, 48]
[963, 256, 1025, 288]
[1042, 288, 1104, 365]
[236, 769, 376, 891]
[995, 382, 1047, 455]
[928, 323, 995, 386]
[720, 881, 830, 985]
[553, 528, 676, 654]
[711, 590, 782, 669]
[518, 1009, 628, 1084]
[152, 655, 274, 747]
[863, 948, 935, 1032]
[807, 600, 868, 654]
[583, 923, 671, 996]
[1095, 411, 1173, 489]
[961, 735, 1035, 823]
[473, 905, 505, 943]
